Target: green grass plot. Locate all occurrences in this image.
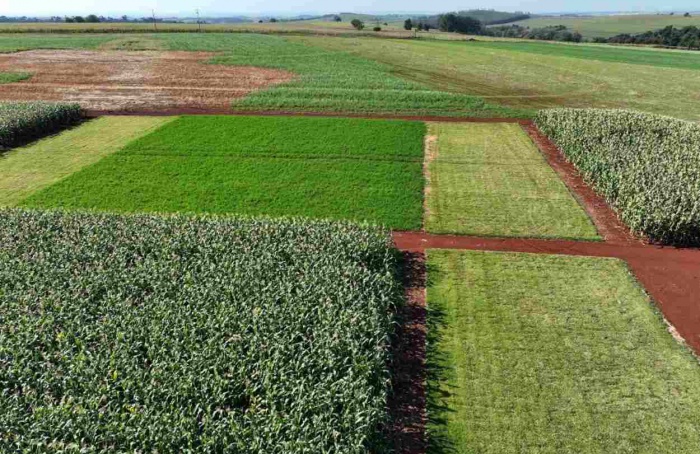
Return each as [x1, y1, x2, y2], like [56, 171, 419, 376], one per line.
[427, 249, 700, 454]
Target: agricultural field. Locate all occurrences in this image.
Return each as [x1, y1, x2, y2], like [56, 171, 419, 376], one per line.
[300, 36, 700, 120]
[0, 116, 171, 205]
[427, 250, 700, 453]
[537, 109, 700, 245]
[425, 122, 598, 239]
[0, 33, 521, 116]
[1, 15, 700, 453]
[0, 209, 400, 453]
[18, 115, 425, 230]
[511, 13, 700, 39]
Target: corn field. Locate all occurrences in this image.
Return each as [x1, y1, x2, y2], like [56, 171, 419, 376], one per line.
[0, 102, 82, 149]
[0, 209, 402, 453]
[536, 108, 700, 245]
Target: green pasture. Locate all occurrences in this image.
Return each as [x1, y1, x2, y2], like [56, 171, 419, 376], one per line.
[19, 115, 425, 230]
[301, 36, 700, 120]
[425, 122, 598, 239]
[427, 250, 700, 453]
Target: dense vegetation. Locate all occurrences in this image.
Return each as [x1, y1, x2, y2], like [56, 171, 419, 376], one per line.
[0, 72, 31, 84]
[119, 115, 425, 159]
[428, 250, 700, 453]
[0, 117, 172, 206]
[508, 14, 700, 39]
[22, 116, 425, 229]
[602, 25, 700, 49]
[536, 108, 700, 245]
[484, 24, 583, 42]
[0, 102, 82, 149]
[0, 209, 402, 453]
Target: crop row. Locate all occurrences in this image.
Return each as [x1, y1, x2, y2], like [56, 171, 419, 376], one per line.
[536, 108, 700, 245]
[0, 102, 83, 149]
[0, 209, 402, 453]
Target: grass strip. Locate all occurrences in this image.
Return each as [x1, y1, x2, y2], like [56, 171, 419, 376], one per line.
[0, 116, 173, 206]
[425, 122, 598, 239]
[0, 72, 31, 84]
[427, 249, 700, 453]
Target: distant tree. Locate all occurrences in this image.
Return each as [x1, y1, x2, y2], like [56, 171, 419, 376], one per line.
[85, 14, 100, 23]
[684, 12, 692, 17]
[670, 12, 675, 15]
[270, 18, 278, 23]
[73, 16, 85, 23]
[416, 22, 424, 31]
[424, 23, 432, 31]
[438, 13, 482, 34]
[64, 16, 75, 23]
[373, 26, 382, 32]
[351, 18, 364, 30]
[333, 15, 342, 22]
[121, 15, 128, 21]
[404, 18, 413, 30]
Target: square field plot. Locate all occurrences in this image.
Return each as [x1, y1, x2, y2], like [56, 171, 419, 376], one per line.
[0, 210, 400, 452]
[427, 250, 700, 453]
[425, 122, 599, 240]
[21, 116, 426, 230]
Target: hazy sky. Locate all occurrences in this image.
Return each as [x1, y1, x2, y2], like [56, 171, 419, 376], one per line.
[1, 0, 697, 16]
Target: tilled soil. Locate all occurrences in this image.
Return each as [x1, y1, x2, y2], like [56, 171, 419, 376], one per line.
[0, 50, 295, 111]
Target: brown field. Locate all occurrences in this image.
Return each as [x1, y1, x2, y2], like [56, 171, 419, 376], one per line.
[0, 50, 295, 111]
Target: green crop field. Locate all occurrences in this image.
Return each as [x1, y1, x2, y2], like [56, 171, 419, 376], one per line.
[20, 116, 425, 230]
[425, 122, 598, 239]
[0, 116, 173, 206]
[0, 209, 401, 453]
[0, 33, 116, 52]
[511, 14, 700, 39]
[0, 72, 30, 84]
[121, 115, 425, 159]
[300, 36, 700, 121]
[427, 250, 700, 453]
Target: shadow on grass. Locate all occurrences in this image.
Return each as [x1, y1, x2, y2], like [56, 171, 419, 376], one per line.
[424, 259, 458, 454]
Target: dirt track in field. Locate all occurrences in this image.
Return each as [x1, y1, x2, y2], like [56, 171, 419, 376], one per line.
[0, 50, 295, 111]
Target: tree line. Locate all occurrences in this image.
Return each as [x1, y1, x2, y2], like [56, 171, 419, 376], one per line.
[599, 25, 700, 49]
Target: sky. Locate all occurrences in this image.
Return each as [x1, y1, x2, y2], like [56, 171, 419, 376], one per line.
[1, 0, 698, 17]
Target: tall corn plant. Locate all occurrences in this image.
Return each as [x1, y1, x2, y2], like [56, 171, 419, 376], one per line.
[0, 102, 82, 149]
[536, 108, 700, 245]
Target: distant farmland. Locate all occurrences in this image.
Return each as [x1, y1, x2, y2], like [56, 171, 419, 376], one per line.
[510, 14, 700, 39]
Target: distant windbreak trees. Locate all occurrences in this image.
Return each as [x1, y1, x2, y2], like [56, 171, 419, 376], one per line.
[484, 24, 583, 42]
[438, 13, 483, 34]
[601, 25, 700, 49]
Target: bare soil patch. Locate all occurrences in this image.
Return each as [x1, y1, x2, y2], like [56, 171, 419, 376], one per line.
[0, 50, 295, 111]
